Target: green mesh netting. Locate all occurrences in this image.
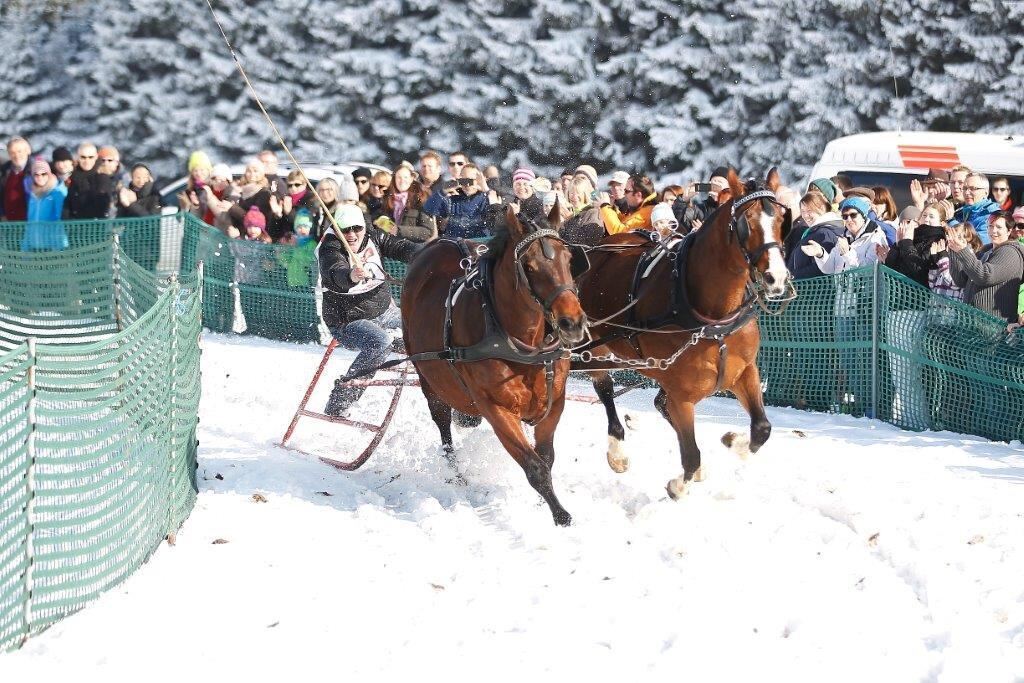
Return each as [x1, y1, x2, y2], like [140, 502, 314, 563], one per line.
[0, 234, 201, 652]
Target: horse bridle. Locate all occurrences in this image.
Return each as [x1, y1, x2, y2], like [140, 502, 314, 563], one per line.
[729, 189, 787, 267]
[511, 224, 590, 321]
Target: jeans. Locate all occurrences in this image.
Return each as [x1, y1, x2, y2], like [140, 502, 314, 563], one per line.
[329, 305, 402, 406]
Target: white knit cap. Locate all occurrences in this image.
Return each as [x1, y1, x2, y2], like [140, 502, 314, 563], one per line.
[650, 203, 678, 226]
[333, 204, 365, 229]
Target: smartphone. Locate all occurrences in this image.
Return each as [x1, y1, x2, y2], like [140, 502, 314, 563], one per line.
[693, 182, 713, 193]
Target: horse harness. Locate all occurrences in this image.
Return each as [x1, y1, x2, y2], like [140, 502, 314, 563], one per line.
[341, 228, 589, 426]
[573, 189, 792, 391]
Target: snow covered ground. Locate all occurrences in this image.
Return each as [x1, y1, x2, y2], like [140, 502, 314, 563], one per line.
[1, 333, 1023, 681]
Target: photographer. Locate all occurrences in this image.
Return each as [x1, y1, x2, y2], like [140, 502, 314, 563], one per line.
[423, 163, 500, 239]
[671, 166, 732, 234]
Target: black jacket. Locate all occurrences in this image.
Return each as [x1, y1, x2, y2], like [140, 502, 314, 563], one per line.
[785, 218, 845, 280]
[64, 167, 114, 219]
[560, 206, 604, 246]
[671, 194, 718, 235]
[318, 226, 420, 329]
[116, 181, 161, 217]
[884, 225, 945, 287]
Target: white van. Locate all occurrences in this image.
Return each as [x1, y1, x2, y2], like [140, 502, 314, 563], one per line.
[807, 131, 1024, 209]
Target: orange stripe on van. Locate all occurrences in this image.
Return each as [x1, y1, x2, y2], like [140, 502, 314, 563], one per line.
[897, 145, 961, 170]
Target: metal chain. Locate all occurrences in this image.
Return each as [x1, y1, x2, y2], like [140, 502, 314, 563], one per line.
[574, 329, 706, 371]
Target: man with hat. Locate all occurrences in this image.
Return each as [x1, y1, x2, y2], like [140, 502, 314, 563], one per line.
[608, 170, 630, 212]
[51, 146, 75, 184]
[318, 204, 422, 417]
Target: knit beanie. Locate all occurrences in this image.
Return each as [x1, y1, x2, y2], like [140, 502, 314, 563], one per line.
[293, 208, 313, 233]
[211, 163, 232, 181]
[809, 178, 838, 205]
[31, 156, 51, 176]
[650, 203, 678, 227]
[339, 177, 359, 202]
[1013, 206, 1024, 224]
[574, 164, 598, 189]
[334, 204, 365, 230]
[513, 168, 536, 184]
[352, 167, 372, 181]
[709, 166, 731, 181]
[838, 197, 871, 219]
[188, 150, 213, 173]
[243, 205, 267, 229]
[51, 146, 73, 164]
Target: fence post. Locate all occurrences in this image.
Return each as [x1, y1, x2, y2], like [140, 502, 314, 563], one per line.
[112, 232, 124, 332]
[167, 276, 179, 538]
[871, 262, 881, 420]
[20, 339, 38, 645]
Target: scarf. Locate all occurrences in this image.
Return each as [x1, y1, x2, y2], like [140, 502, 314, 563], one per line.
[290, 189, 306, 205]
[392, 191, 408, 223]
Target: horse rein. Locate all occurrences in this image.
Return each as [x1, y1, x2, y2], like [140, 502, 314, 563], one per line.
[511, 226, 581, 325]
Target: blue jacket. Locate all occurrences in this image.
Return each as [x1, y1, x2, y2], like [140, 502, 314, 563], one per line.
[22, 181, 69, 251]
[953, 199, 1001, 244]
[785, 216, 846, 280]
[867, 210, 897, 246]
[423, 190, 491, 239]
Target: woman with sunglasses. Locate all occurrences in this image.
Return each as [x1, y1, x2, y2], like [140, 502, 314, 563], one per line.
[317, 204, 423, 417]
[365, 170, 391, 219]
[991, 177, 1015, 214]
[269, 170, 320, 243]
[21, 157, 68, 252]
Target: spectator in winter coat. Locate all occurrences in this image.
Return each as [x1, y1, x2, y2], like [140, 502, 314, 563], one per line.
[64, 142, 114, 220]
[352, 167, 373, 206]
[801, 197, 887, 274]
[419, 150, 444, 193]
[116, 164, 161, 217]
[560, 175, 603, 246]
[507, 168, 545, 222]
[650, 203, 680, 239]
[671, 167, 731, 233]
[844, 186, 897, 246]
[241, 205, 272, 244]
[177, 150, 213, 219]
[954, 173, 1001, 244]
[378, 164, 436, 242]
[0, 136, 32, 221]
[203, 164, 241, 231]
[276, 209, 318, 285]
[599, 174, 657, 234]
[607, 171, 629, 213]
[882, 207, 945, 287]
[785, 191, 845, 279]
[366, 170, 391, 219]
[21, 157, 68, 252]
[948, 166, 971, 209]
[447, 151, 470, 180]
[258, 150, 285, 198]
[990, 176, 1014, 214]
[227, 159, 276, 238]
[269, 169, 318, 243]
[424, 164, 499, 239]
[319, 204, 421, 417]
[946, 212, 1024, 323]
[50, 146, 75, 185]
[312, 177, 340, 241]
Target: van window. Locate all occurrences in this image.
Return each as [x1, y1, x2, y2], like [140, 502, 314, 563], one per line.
[827, 171, 1024, 215]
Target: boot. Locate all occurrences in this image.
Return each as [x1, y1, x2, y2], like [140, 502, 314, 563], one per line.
[324, 379, 360, 417]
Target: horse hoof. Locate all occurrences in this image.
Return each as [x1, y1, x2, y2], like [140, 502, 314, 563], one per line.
[607, 435, 629, 473]
[693, 465, 706, 482]
[553, 510, 572, 527]
[722, 431, 751, 460]
[666, 477, 688, 500]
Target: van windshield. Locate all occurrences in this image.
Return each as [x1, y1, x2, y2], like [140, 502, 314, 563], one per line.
[829, 171, 1024, 218]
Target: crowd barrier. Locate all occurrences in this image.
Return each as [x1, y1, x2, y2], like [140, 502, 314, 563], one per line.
[0, 232, 201, 652]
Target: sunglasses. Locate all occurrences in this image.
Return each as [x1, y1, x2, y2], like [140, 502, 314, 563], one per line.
[841, 212, 860, 220]
[287, 182, 304, 188]
[338, 225, 365, 233]
[354, 177, 369, 184]
[449, 161, 465, 167]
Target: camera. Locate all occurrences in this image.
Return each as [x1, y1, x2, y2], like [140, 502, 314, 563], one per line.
[692, 182, 713, 193]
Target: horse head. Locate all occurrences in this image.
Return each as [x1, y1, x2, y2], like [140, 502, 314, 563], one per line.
[725, 167, 791, 298]
[502, 199, 588, 345]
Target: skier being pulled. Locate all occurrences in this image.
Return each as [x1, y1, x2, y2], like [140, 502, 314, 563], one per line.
[318, 204, 422, 416]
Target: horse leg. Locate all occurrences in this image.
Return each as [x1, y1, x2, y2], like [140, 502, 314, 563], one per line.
[532, 394, 566, 469]
[483, 405, 572, 526]
[420, 377, 466, 484]
[661, 395, 704, 499]
[722, 363, 771, 460]
[592, 371, 628, 473]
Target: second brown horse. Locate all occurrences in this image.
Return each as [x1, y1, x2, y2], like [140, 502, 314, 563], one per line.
[578, 169, 792, 498]
[401, 205, 587, 526]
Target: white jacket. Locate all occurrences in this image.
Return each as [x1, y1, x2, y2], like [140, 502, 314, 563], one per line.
[812, 221, 887, 274]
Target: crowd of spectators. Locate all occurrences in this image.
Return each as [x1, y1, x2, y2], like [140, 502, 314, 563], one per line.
[3, 134, 1023, 330]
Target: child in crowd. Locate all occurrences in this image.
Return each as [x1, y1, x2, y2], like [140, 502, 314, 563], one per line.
[243, 205, 272, 243]
[650, 203, 680, 239]
[277, 209, 317, 287]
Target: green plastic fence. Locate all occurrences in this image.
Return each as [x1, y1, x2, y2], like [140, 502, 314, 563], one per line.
[0, 234, 201, 652]
[6, 213, 1024, 445]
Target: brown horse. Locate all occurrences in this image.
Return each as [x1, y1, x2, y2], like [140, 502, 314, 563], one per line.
[577, 169, 792, 498]
[401, 205, 588, 526]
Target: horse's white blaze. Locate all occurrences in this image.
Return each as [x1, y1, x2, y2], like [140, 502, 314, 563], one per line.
[761, 211, 788, 294]
[607, 435, 629, 473]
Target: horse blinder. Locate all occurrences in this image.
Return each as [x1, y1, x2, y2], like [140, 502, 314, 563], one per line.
[568, 245, 590, 280]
